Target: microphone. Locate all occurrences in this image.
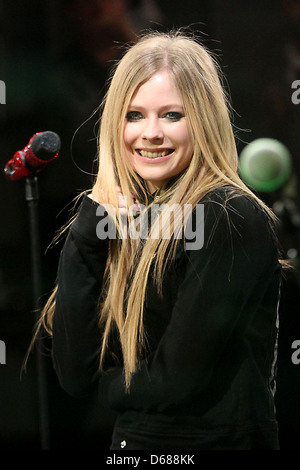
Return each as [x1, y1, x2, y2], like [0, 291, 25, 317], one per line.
[238, 138, 292, 192]
[4, 131, 61, 181]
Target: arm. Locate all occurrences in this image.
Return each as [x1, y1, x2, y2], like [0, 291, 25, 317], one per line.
[99, 192, 282, 412]
[52, 194, 109, 397]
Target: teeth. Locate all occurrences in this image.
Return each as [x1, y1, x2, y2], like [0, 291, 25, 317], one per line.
[139, 150, 169, 158]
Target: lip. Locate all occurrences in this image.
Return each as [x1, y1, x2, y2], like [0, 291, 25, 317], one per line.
[135, 148, 175, 163]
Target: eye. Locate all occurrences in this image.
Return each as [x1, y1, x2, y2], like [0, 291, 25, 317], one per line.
[126, 111, 143, 122]
[163, 112, 184, 122]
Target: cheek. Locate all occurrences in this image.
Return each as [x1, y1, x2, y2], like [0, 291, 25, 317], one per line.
[177, 128, 193, 155]
[123, 124, 138, 150]
[178, 134, 194, 169]
[171, 120, 192, 146]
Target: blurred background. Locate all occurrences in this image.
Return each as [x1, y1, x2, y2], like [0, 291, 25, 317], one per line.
[0, 0, 299, 450]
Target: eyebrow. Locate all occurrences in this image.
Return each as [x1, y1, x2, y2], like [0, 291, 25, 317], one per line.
[127, 104, 184, 112]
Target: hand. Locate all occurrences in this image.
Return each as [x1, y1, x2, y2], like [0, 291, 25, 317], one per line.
[117, 187, 141, 217]
[90, 186, 140, 216]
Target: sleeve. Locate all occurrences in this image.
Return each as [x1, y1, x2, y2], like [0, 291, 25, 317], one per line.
[99, 192, 282, 413]
[52, 194, 110, 397]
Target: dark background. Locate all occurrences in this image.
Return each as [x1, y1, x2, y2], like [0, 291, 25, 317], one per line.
[0, 0, 299, 450]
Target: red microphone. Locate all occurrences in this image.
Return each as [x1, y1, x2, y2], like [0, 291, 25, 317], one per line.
[4, 131, 61, 181]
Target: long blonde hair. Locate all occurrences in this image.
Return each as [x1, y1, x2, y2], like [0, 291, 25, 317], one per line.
[40, 31, 278, 389]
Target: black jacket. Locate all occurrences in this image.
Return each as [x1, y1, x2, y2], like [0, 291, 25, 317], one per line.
[52, 187, 282, 450]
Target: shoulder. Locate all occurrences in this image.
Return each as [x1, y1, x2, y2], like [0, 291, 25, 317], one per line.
[191, 185, 277, 250]
[69, 192, 110, 247]
[181, 186, 281, 275]
[202, 185, 261, 210]
[200, 186, 271, 226]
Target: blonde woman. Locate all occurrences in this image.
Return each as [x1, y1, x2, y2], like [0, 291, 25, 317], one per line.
[43, 31, 282, 450]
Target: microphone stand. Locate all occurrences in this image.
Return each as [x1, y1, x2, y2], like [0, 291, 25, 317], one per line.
[25, 175, 51, 450]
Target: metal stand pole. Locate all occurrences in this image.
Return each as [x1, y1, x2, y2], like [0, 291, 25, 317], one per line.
[25, 176, 51, 450]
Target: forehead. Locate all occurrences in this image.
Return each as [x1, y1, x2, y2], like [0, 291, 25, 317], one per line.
[129, 70, 183, 106]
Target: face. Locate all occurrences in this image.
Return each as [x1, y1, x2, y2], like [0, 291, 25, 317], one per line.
[123, 70, 194, 192]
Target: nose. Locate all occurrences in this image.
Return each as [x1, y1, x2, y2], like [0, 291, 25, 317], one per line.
[142, 117, 164, 142]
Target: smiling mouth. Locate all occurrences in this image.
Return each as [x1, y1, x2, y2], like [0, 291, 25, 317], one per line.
[136, 149, 174, 159]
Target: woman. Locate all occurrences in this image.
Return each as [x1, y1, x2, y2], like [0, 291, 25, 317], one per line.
[42, 31, 283, 450]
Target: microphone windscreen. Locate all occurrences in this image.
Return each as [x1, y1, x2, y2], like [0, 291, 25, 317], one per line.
[239, 138, 292, 192]
[30, 131, 61, 161]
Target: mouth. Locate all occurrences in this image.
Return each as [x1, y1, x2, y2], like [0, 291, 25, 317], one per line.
[136, 148, 174, 159]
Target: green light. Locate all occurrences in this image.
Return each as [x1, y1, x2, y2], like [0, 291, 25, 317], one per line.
[239, 138, 292, 192]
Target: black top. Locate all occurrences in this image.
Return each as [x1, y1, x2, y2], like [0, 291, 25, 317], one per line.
[52, 187, 282, 450]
